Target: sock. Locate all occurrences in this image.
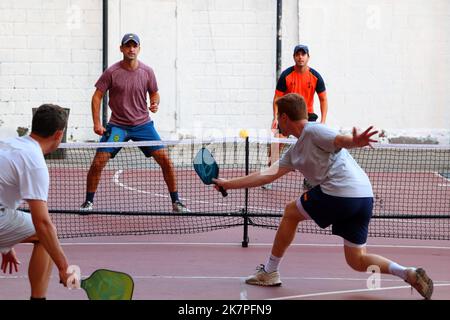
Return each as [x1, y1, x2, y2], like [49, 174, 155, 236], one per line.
[170, 192, 179, 203]
[86, 192, 95, 203]
[30, 297, 46, 300]
[265, 254, 281, 273]
[388, 262, 415, 280]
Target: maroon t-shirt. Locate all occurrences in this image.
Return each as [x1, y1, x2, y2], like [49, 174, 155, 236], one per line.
[95, 61, 158, 126]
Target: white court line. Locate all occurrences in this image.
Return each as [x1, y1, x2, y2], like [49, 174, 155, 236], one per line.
[2, 273, 449, 284]
[373, 184, 450, 188]
[3, 274, 449, 300]
[113, 170, 238, 208]
[111, 275, 450, 285]
[113, 169, 450, 213]
[267, 283, 450, 300]
[113, 170, 167, 198]
[51, 242, 450, 250]
[239, 277, 248, 300]
[113, 169, 283, 212]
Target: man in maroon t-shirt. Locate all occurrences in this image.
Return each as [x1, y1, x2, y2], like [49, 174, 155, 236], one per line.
[80, 33, 190, 213]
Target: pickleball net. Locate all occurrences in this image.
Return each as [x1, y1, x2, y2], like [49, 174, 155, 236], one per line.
[19, 138, 450, 240]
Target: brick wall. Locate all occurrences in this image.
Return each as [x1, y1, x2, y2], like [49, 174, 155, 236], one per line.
[0, 0, 102, 141]
[0, 0, 449, 143]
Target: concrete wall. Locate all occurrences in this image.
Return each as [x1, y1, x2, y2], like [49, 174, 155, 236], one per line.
[0, 0, 102, 141]
[0, 0, 449, 143]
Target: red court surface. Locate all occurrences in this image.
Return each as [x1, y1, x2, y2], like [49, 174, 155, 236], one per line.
[1, 227, 449, 301]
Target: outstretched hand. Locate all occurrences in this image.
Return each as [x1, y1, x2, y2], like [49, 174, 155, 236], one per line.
[352, 126, 378, 148]
[212, 178, 228, 192]
[1, 249, 20, 274]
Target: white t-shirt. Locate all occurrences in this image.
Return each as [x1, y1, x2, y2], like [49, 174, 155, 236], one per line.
[278, 123, 373, 198]
[0, 136, 49, 209]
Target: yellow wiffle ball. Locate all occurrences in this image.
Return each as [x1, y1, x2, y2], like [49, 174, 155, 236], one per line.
[239, 129, 249, 138]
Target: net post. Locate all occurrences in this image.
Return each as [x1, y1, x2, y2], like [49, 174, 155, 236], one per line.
[242, 136, 250, 247]
[101, 0, 108, 128]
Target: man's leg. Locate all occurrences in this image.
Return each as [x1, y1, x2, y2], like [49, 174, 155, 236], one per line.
[86, 152, 112, 192]
[22, 236, 53, 299]
[344, 245, 433, 299]
[151, 148, 176, 192]
[271, 200, 306, 258]
[344, 245, 394, 274]
[81, 151, 111, 209]
[82, 123, 126, 207]
[246, 201, 305, 286]
[151, 148, 189, 212]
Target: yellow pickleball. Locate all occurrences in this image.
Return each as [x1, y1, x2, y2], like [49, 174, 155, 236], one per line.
[239, 129, 249, 138]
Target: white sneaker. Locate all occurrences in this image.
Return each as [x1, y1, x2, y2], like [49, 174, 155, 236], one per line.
[79, 201, 93, 211]
[405, 268, 433, 300]
[245, 264, 282, 286]
[172, 200, 191, 213]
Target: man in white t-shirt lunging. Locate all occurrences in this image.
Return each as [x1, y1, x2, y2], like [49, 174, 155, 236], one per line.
[214, 93, 434, 300]
[0, 104, 72, 300]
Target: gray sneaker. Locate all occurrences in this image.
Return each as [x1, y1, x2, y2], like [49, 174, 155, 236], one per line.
[245, 264, 282, 286]
[172, 200, 191, 213]
[405, 268, 433, 300]
[80, 201, 94, 211]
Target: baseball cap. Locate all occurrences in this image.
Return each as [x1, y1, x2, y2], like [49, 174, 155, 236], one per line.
[293, 44, 309, 55]
[121, 33, 140, 46]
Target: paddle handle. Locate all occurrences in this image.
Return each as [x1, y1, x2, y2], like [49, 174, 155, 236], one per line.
[66, 265, 81, 289]
[218, 185, 228, 197]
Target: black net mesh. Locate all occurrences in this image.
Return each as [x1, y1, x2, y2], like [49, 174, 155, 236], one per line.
[19, 138, 450, 240]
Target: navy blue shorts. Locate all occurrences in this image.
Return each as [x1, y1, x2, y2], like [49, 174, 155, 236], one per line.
[97, 121, 164, 158]
[299, 185, 373, 245]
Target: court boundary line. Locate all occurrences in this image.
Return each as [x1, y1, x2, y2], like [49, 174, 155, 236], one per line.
[2, 274, 449, 284]
[50, 242, 450, 250]
[112, 169, 292, 212]
[267, 283, 450, 300]
[3, 273, 449, 300]
[112, 169, 250, 209]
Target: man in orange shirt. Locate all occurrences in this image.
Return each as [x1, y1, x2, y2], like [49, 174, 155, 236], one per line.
[264, 45, 328, 190]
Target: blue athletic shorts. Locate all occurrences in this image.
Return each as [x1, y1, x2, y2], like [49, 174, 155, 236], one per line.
[300, 185, 373, 245]
[97, 121, 164, 158]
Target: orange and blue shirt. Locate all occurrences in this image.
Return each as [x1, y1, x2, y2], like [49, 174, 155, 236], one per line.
[275, 66, 326, 114]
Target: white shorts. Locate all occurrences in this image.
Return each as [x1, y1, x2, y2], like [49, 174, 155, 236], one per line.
[0, 208, 36, 254]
